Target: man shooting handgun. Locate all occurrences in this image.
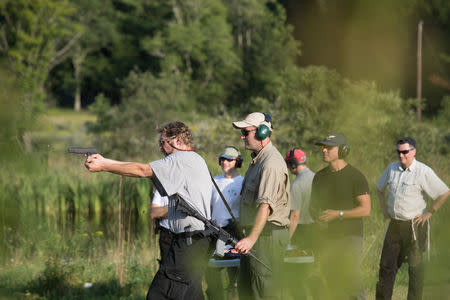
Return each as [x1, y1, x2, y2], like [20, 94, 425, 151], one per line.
[84, 121, 213, 300]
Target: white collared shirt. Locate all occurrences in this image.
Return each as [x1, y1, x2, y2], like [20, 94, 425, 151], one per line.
[377, 159, 449, 220]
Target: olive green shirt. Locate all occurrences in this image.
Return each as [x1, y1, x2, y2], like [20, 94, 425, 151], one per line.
[239, 142, 290, 227]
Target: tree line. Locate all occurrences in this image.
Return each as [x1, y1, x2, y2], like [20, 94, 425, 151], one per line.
[0, 0, 448, 166]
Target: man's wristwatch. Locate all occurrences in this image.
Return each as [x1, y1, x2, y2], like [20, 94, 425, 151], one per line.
[428, 207, 436, 214]
[339, 210, 344, 220]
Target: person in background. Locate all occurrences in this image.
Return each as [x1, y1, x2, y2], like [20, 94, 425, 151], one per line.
[375, 137, 450, 300]
[284, 147, 316, 299]
[310, 132, 371, 300]
[206, 146, 244, 300]
[232, 112, 290, 300]
[284, 148, 315, 251]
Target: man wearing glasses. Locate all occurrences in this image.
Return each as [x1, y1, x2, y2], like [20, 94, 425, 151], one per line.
[232, 112, 290, 299]
[375, 137, 449, 300]
[310, 132, 371, 300]
[85, 121, 213, 300]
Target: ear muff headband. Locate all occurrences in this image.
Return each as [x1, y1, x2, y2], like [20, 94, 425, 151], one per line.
[338, 144, 350, 158]
[286, 148, 300, 169]
[255, 113, 272, 140]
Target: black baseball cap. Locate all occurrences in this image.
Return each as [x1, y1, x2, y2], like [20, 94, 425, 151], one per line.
[315, 132, 348, 146]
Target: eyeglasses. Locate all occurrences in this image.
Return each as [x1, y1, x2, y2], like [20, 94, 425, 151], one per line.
[219, 158, 236, 162]
[159, 135, 176, 146]
[241, 129, 256, 136]
[320, 145, 335, 150]
[397, 149, 414, 155]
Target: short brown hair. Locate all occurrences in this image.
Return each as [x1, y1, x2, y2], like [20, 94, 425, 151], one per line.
[157, 121, 193, 148]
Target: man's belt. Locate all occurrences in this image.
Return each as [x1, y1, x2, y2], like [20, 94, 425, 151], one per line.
[242, 222, 288, 236]
[174, 230, 208, 240]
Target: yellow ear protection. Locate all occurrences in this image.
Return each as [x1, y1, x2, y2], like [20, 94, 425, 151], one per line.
[218, 146, 243, 168]
[255, 113, 272, 140]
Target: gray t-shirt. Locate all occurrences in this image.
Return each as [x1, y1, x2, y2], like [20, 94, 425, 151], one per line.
[290, 167, 315, 224]
[150, 151, 212, 233]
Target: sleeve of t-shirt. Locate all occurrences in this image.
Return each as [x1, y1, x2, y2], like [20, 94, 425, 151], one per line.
[421, 167, 449, 200]
[152, 190, 168, 207]
[353, 169, 370, 197]
[152, 190, 162, 206]
[376, 165, 390, 192]
[150, 154, 185, 198]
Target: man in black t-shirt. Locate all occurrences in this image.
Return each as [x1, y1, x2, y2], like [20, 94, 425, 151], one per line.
[310, 132, 371, 300]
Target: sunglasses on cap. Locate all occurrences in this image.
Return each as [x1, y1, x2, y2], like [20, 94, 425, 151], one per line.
[241, 129, 256, 136]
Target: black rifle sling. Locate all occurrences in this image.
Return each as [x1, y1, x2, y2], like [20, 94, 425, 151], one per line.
[209, 172, 238, 224]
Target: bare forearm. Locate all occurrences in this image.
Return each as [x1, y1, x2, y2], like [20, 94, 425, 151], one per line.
[430, 190, 450, 213]
[248, 203, 270, 241]
[85, 154, 154, 178]
[377, 189, 387, 212]
[103, 160, 153, 178]
[289, 210, 300, 238]
[340, 194, 371, 219]
[150, 205, 168, 219]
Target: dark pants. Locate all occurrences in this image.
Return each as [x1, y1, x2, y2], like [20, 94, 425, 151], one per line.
[147, 231, 213, 300]
[238, 225, 289, 300]
[158, 227, 174, 264]
[315, 235, 365, 300]
[291, 223, 315, 250]
[376, 219, 427, 300]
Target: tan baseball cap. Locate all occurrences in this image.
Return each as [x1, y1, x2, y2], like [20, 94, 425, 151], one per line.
[219, 146, 240, 159]
[232, 112, 272, 129]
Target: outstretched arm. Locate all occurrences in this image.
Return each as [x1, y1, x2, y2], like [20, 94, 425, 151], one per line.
[85, 154, 154, 178]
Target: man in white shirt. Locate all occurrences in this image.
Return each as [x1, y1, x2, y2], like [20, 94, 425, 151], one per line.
[375, 137, 450, 300]
[206, 146, 244, 300]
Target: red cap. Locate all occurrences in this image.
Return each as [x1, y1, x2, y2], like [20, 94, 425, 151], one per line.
[284, 148, 307, 164]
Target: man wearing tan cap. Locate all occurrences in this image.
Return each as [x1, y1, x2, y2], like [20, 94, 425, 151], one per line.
[232, 112, 290, 299]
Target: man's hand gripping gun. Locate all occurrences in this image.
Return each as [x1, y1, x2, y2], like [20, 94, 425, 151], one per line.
[176, 195, 272, 271]
[67, 147, 98, 156]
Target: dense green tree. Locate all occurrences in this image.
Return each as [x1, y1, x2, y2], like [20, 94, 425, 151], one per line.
[0, 0, 80, 136]
[142, 0, 241, 112]
[68, 0, 119, 111]
[223, 0, 301, 111]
